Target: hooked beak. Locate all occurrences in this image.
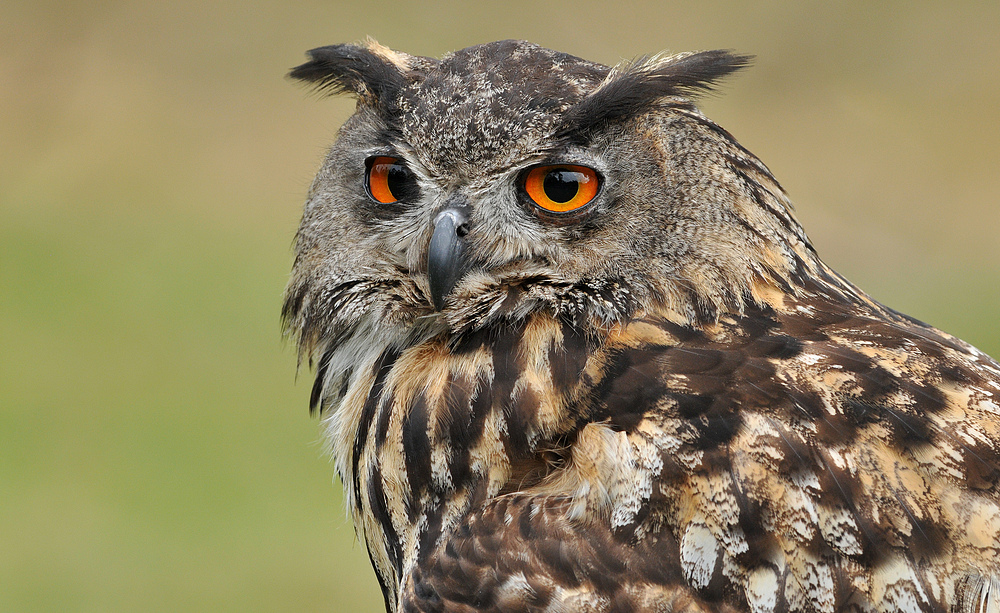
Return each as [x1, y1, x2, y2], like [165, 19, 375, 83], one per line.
[427, 203, 470, 311]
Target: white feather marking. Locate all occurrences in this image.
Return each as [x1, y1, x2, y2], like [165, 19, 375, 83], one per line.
[746, 566, 779, 613]
[680, 523, 720, 590]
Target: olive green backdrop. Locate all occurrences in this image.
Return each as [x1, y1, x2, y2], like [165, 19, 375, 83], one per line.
[3, 1, 998, 611]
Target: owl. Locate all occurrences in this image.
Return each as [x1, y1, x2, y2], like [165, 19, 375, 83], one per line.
[282, 39, 1000, 613]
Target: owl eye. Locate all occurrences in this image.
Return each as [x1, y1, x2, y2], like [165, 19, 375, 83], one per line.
[365, 156, 417, 204]
[522, 164, 600, 214]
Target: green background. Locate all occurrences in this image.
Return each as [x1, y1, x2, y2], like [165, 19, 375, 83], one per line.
[3, 1, 999, 611]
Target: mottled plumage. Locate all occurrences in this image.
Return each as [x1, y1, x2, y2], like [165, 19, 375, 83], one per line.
[283, 39, 1000, 613]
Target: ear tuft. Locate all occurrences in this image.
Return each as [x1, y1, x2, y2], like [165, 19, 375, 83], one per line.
[556, 50, 753, 138]
[288, 40, 410, 109]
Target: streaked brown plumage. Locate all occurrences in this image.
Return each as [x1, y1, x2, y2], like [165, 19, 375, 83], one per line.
[283, 39, 1000, 613]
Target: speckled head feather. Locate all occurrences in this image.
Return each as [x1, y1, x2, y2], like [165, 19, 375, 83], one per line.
[284, 40, 1000, 613]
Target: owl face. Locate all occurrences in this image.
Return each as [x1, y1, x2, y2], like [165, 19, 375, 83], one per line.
[285, 40, 813, 364]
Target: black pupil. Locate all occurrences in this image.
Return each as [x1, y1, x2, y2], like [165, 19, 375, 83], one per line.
[543, 169, 581, 203]
[386, 163, 411, 200]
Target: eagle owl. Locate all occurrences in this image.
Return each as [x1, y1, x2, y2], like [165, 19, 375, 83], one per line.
[283, 40, 1000, 613]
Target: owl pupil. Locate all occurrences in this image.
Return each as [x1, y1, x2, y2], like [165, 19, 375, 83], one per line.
[543, 170, 580, 203]
[387, 164, 411, 199]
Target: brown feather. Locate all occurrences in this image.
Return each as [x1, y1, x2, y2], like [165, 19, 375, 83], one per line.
[284, 40, 1000, 613]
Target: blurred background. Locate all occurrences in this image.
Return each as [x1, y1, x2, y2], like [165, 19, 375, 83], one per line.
[2, 1, 998, 611]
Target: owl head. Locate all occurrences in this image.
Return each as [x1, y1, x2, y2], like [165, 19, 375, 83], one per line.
[283, 39, 817, 382]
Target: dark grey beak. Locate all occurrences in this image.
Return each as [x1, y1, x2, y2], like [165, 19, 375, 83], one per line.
[427, 205, 470, 311]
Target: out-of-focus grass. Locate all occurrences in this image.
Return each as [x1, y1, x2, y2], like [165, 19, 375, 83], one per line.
[0, 164, 383, 610]
[2, 1, 998, 612]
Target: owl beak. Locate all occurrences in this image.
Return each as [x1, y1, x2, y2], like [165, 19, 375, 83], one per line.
[427, 204, 470, 311]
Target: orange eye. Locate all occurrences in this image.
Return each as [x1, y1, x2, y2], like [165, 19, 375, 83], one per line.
[366, 156, 416, 204]
[523, 165, 600, 214]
